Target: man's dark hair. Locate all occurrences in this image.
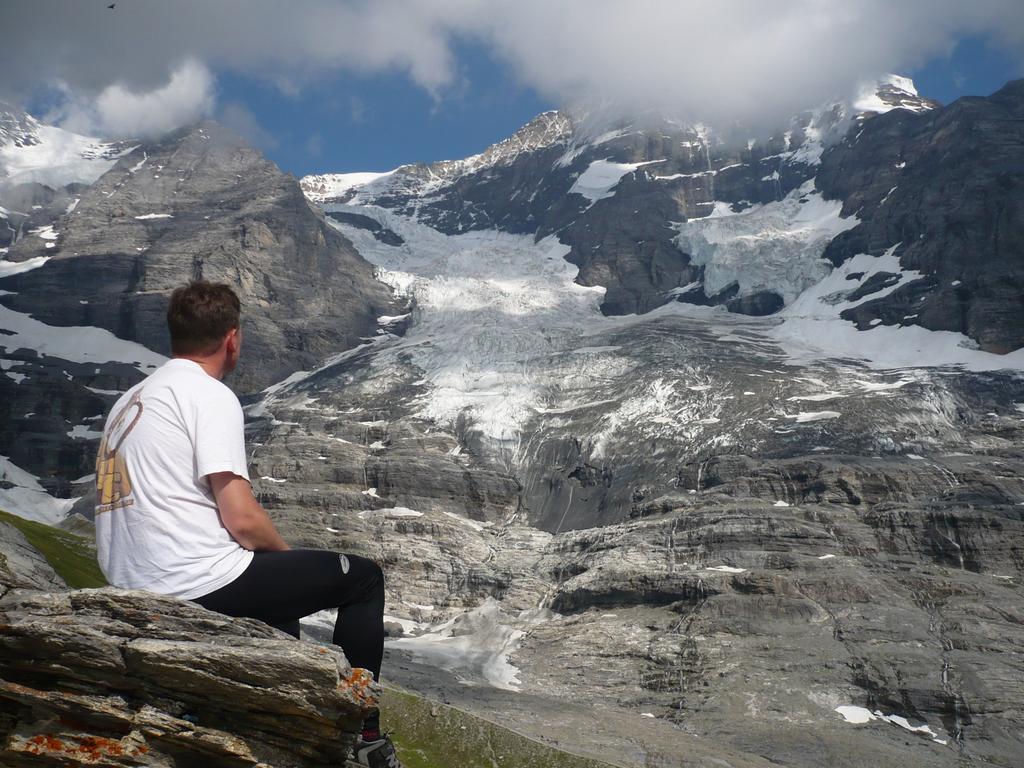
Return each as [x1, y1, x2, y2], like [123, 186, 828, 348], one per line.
[167, 281, 241, 355]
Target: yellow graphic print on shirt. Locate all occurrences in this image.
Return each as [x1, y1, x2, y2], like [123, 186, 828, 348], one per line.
[95, 389, 144, 515]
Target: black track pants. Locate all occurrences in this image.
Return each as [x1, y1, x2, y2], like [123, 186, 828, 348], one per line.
[192, 549, 385, 681]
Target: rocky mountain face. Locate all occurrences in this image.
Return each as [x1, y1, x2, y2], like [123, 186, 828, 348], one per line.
[304, 106, 833, 316]
[302, 76, 1022, 354]
[246, 294, 1024, 766]
[2, 77, 1024, 768]
[271, 78, 1024, 766]
[818, 79, 1024, 353]
[0, 120, 399, 509]
[2, 121, 397, 392]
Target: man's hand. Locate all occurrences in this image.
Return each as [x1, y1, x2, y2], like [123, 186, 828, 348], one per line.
[208, 472, 290, 552]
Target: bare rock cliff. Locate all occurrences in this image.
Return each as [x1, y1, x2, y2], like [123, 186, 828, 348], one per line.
[0, 587, 376, 766]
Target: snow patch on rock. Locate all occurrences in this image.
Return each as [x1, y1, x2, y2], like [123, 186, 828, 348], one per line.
[0, 121, 132, 190]
[570, 159, 664, 204]
[0, 455, 78, 524]
[0, 256, 51, 279]
[854, 75, 933, 115]
[67, 424, 103, 440]
[835, 705, 947, 745]
[773, 247, 1024, 371]
[300, 171, 396, 202]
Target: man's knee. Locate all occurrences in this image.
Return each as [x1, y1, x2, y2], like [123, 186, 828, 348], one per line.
[343, 553, 385, 593]
[369, 561, 385, 598]
[364, 558, 384, 592]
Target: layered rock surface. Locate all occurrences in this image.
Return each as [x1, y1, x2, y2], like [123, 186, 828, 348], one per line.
[269, 83, 1024, 764]
[247, 302, 1024, 766]
[0, 587, 377, 767]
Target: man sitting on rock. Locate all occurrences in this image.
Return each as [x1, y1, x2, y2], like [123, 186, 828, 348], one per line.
[94, 280, 403, 768]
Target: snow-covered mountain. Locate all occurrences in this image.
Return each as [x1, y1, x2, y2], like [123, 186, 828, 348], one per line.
[301, 75, 1021, 361]
[272, 73, 1022, 536]
[2, 77, 1024, 767]
[301, 75, 937, 218]
[0, 103, 130, 191]
[852, 74, 939, 115]
[0, 102, 133, 250]
[302, 110, 573, 205]
[0, 118, 396, 523]
[259, 75, 1024, 766]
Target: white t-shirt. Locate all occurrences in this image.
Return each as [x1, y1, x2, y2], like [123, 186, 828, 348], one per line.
[94, 358, 254, 599]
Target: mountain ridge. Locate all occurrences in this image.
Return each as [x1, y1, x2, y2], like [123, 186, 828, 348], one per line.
[1, 77, 1023, 768]
[299, 76, 1024, 357]
[0, 118, 400, 513]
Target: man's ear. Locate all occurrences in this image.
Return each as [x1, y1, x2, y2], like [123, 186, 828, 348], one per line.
[225, 327, 240, 352]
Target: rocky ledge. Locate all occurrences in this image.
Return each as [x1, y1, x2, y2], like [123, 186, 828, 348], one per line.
[0, 588, 377, 767]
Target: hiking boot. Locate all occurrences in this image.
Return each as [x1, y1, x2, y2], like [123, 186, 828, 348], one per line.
[345, 733, 404, 768]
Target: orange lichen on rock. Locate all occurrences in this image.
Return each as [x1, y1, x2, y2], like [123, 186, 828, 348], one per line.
[342, 668, 378, 707]
[17, 732, 148, 761]
[79, 736, 126, 758]
[25, 734, 65, 753]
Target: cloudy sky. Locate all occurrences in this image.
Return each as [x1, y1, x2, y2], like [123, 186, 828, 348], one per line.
[4, 1, 1024, 177]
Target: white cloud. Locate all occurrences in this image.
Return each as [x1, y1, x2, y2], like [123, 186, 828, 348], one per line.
[469, 0, 1024, 126]
[51, 60, 215, 139]
[94, 59, 214, 138]
[6, 1, 1024, 134]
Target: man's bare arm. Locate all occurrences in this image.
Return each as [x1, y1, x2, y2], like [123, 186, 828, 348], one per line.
[209, 472, 290, 552]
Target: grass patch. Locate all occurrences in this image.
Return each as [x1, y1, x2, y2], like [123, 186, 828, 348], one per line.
[381, 685, 620, 768]
[0, 508, 106, 588]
